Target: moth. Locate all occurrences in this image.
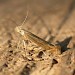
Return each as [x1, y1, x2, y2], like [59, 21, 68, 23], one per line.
[15, 26, 61, 56]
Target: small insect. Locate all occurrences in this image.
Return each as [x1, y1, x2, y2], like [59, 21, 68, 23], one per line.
[15, 10, 61, 56]
[15, 26, 61, 55]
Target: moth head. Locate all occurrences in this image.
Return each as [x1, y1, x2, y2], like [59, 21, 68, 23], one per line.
[15, 26, 24, 35]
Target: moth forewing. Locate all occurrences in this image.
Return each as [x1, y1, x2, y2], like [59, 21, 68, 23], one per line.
[15, 26, 61, 55]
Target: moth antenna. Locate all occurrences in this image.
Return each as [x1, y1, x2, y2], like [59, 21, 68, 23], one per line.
[21, 10, 29, 26]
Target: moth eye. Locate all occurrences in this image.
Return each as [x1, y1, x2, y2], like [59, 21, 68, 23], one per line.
[20, 30, 24, 35]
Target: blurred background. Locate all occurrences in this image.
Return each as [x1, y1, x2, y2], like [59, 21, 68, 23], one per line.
[0, 0, 75, 47]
